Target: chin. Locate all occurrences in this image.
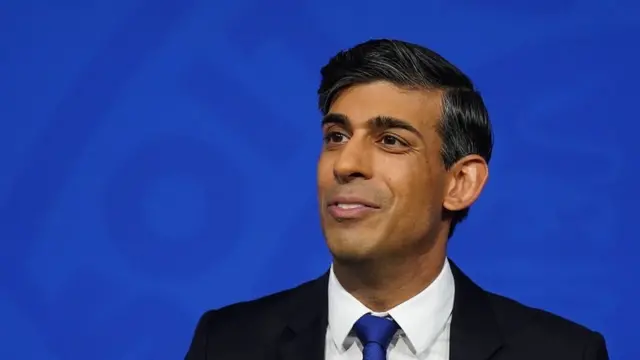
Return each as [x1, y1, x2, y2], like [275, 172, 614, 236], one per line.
[324, 232, 382, 263]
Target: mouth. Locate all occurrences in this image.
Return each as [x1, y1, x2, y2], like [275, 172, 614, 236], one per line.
[326, 196, 380, 220]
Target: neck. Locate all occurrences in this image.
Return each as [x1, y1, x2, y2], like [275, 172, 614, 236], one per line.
[332, 242, 447, 312]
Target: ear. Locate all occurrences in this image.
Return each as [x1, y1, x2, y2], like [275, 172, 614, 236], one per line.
[442, 155, 489, 212]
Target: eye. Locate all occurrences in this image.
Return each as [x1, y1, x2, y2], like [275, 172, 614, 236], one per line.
[324, 131, 348, 144]
[380, 134, 407, 147]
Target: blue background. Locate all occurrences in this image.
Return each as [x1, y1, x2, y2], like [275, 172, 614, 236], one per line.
[1, 1, 638, 359]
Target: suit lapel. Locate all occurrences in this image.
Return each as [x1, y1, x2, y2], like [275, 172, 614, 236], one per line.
[449, 261, 504, 360]
[276, 271, 329, 360]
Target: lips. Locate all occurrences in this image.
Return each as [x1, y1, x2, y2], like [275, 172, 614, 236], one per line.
[326, 195, 380, 220]
[328, 195, 380, 209]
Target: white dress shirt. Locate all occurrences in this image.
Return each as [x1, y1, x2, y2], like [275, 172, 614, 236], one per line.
[325, 259, 455, 360]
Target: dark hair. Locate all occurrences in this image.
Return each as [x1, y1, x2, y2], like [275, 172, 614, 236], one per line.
[317, 39, 493, 238]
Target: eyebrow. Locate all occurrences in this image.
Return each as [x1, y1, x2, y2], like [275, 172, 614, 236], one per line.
[321, 113, 423, 138]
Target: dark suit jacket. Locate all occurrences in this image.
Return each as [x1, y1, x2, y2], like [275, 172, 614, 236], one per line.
[185, 261, 609, 360]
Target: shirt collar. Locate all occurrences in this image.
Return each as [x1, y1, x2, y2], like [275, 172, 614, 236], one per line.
[327, 259, 455, 355]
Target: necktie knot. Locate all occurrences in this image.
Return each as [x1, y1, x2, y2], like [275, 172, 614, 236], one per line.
[354, 313, 399, 357]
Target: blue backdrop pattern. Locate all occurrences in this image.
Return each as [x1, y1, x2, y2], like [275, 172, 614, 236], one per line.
[1, 0, 639, 359]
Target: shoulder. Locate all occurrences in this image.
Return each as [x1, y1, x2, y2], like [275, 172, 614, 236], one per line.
[184, 276, 326, 359]
[486, 291, 596, 337]
[449, 260, 608, 358]
[485, 291, 608, 358]
[187, 273, 327, 343]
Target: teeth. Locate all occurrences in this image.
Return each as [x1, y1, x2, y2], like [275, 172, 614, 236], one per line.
[336, 203, 363, 209]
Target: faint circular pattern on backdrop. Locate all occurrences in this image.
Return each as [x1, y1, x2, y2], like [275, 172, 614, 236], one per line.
[26, 268, 191, 360]
[104, 135, 246, 280]
[2, 0, 639, 359]
[250, 195, 331, 296]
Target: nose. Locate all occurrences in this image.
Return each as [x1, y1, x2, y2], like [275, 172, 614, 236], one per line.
[333, 137, 373, 184]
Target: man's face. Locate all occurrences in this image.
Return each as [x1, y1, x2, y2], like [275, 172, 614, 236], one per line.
[317, 81, 448, 262]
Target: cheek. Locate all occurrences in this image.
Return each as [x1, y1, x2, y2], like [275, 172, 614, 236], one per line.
[317, 155, 335, 191]
[385, 168, 441, 211]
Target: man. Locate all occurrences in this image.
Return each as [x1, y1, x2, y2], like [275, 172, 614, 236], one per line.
[184, 39, 609, 360]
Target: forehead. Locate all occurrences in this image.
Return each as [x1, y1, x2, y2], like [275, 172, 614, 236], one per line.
[328, 81, 443, 128]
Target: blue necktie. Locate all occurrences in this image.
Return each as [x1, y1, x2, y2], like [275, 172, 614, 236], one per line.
[354, 313, 400, 360]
